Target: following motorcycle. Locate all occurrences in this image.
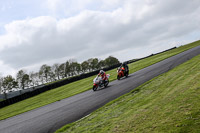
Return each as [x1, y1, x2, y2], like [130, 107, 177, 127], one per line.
[117, 67, 128, 80]
[93, 74, 110, 91]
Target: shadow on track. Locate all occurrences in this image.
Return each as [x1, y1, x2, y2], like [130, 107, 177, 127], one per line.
[95, 85, 112, 91]
[117, 75, 131, 81]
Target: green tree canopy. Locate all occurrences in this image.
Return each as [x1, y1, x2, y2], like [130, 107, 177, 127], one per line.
[17, 70, 30, 89]
[2, 75, 17, 91]
[104, 56, 120, 67]
[81, 61, 89, 73]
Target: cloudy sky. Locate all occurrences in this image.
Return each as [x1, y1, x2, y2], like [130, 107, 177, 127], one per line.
[0, 0, 200, 76]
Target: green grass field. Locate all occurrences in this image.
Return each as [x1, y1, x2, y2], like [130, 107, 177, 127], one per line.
[56, 48, 200, 133]
[0, 40, 199, 121]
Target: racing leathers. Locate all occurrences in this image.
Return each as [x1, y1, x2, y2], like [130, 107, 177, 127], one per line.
[121, 63, 129, 75]
[98, 71, 107, 83]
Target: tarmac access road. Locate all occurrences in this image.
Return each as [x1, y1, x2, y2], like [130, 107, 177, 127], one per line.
[0, 45, 200, 133]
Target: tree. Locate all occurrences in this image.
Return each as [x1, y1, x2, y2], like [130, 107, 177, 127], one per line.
[87, 58, 93, 71]
[39, 71, 45, 84]
[91, 58, 99, 70]
[81, 61, 89, 73]
[104, 56, 120, 67]
[59, 63, 65, 78]
[52, 63, 60, 80]
[39, 64, 51, 83]
[0, 74, 3, 93]
[64, 61, 71, 78]
[49, 71, 56, 82]
[17, 70, 30, 89]
[69, 62, 79, 76]
[2, 75, 17, 92]
[98, 60, 106, 69]
[71, 62, 81, 75]
[29, 72, 40, 87]
[23, 74, 30, 88]
[76, 63, 81, 74]
[68, 59, 78, 76]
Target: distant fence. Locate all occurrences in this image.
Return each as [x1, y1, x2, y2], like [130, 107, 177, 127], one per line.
[0, 85, 45, 100]
[0, 46, 176, 108]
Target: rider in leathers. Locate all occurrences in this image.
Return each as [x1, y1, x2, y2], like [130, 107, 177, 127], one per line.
[98, 70, 107, 84]
[120, 62, 129, 75]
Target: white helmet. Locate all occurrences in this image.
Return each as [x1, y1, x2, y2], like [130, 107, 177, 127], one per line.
[100, 70, 104, 75]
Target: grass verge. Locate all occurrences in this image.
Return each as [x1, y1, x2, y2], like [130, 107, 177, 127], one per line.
[0, 40, 200, 121]
[56, 49, 200, 133]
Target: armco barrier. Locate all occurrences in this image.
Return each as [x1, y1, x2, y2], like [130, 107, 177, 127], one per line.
[0, 47, 177, 108]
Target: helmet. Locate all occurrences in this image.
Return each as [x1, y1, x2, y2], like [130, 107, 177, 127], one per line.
[99, 70, 104, 75]
[122, 62, 127, 65]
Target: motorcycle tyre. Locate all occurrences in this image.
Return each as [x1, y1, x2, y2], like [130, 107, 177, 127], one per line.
[104, 80, 109, 87]
[93, 85, 98, 91]
[125, 71, 129, 78]
[117, 75, 120, 80]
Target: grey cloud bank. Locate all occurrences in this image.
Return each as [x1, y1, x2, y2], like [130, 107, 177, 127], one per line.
[0, 0, 200, 75]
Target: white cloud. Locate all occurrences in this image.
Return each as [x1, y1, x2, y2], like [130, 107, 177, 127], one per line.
[0, 0, 200, 76]
[45, 0, 94, 17]
[0, 61, 16, 76]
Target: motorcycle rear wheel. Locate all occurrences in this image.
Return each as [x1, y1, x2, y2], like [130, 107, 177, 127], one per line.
[125, 73, 128, 77]
[104, 80, 109, 87]
[117, 75, 120, 80]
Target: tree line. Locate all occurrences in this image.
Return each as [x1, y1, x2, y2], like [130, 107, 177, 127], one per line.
[0, 56, 120, 93]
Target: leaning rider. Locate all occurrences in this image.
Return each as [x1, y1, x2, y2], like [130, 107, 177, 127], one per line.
[98, 70, 107, 83]
[121, 62, 129, 74]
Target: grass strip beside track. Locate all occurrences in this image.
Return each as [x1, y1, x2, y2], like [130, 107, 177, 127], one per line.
[0, 40, 200, 120]
[57, 48, 200, 133]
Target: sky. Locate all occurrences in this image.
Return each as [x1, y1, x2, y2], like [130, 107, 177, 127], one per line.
[0, 0, 200, 76]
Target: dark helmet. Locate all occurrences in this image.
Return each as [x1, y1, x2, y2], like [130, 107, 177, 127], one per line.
[122, 61, 127, 66]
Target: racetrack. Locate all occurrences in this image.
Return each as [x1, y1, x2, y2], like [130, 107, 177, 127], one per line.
[0, 45, 200, 133]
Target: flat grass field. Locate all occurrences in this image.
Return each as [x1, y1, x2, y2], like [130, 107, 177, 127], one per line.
[56, 48, 200, 133]
[0, 40, 200, 121]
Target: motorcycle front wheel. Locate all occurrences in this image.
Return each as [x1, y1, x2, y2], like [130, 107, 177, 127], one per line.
[93, 85, 98, 91]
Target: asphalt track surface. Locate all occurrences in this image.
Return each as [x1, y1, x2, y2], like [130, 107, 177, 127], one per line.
[0, 46, 200, 133]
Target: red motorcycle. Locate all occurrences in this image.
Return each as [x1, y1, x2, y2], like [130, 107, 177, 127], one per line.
[117, 67, 128, 80]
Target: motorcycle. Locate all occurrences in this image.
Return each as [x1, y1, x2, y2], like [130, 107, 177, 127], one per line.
[117, 67, 128, 80]
[93, 74, 110, 91]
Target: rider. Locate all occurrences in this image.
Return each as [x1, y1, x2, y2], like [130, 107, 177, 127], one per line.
[118, 66, 125, 73]
[120, 62, 129, 75]
[98, 70, 107, 83]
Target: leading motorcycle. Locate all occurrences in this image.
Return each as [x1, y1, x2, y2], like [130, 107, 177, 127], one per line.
[93, 74, 110, 91]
